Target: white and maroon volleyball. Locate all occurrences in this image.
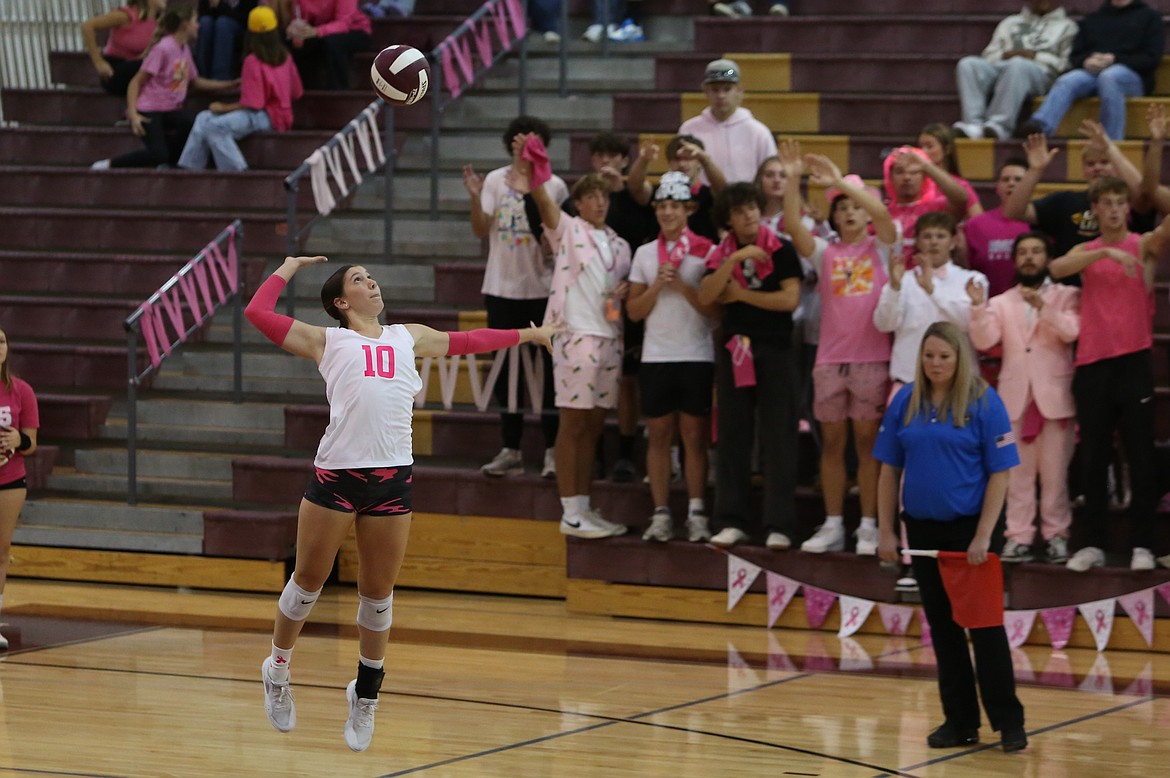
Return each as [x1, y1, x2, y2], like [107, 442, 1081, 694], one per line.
[370, 45, 430, 106]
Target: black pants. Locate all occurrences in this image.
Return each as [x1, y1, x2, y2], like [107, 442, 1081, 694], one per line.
[484, 295, 558, 450]
[904, 513, 1023, 734]
[1073, 350, 1156, 550]
[99, 56, 142, 97]
[292, 31, 371, 90]
[110, 109, 196, 168]
[714, 335, 798, 536]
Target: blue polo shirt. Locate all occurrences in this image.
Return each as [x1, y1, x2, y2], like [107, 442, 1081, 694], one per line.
[873, 383, 1019, 521]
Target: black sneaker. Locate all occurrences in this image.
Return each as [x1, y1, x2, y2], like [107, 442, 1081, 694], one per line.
[927, 722, 979, 748]
[1013, 119, 1046, 139]
[1001, 725, 1028, 753]
[610, 458, 637, 483]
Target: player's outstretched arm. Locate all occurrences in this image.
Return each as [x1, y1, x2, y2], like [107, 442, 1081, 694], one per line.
[245, 256, 329, 361]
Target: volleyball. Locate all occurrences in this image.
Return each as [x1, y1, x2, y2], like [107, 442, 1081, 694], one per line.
[370, 45, 430, 106]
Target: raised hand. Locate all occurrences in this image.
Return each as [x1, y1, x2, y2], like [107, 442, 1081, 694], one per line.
[1079, 118, 1110, 155]
[803, 152, 842, 188]
[1022, 132, 1059, 171]
[462, 164, 484, 198]
[914, 263, 934, 295]
[280, 255, 329, 275]
[638, 140, 661, 165]
[1147, 103, 1169, 143]
[894, 149, 924, 175]
[778, 139, 803, 178]
[597, 164, 623, 191]
[527, 319, 565, 352]
[966, 277, 985, 305]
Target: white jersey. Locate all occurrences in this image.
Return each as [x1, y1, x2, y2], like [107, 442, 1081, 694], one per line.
[314, 324, 423, 469]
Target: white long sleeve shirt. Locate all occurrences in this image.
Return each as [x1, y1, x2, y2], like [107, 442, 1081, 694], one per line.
[872, 261, 988, 383]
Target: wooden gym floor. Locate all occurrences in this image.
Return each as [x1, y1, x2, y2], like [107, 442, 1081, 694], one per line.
[1, 580, 1168, 776]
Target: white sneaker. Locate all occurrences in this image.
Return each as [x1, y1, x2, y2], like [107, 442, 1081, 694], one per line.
[765, 531, 791, 550]
[686, 513, 712, 542]
[895, 574, 918, 592]
[261, 657, 296, 732]
[1001, 538, 1034, 563]
[582, 23, 603, 42]
[1066, 546, 1105, 573]
[710, 527, 749, 547]
[542, 30, 561, 42]
[481, 447, 523, 477]
[710, 2, 738, 17]
[801, 523, 845, 553]
[90, 159, 110, 170]
[951, 121, 982, 139]
[729, 0, 752, 15]
[1157, 553, 1170, 569]
[0, 630, 7, 650]
[768, 2, 789, 14]
[343, 679, 378, 752]
[1131, 547, 1155, 571]
[541, 447, 556, 479]
[642, 512, 673, 542]
[854, 525, 878, 556]
[561, 510, 626, 539]
[1045, 536, 1069, 564]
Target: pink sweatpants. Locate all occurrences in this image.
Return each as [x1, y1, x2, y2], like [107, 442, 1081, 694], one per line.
[1005, 416, 1075, 544]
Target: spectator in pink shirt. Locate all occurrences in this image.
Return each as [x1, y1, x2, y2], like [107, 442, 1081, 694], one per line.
[274, 0, 372, 89]
[81, 0, 166, 96]
[92, 2, 239, 170]
[179, 6, 303, 171]
[884, 147, 972, 262]
[918, 123, 983, 220]
[963, 158, 1032, 297]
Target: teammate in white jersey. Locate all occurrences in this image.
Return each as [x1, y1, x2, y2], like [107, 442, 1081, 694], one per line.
[245, 255, 558, 752]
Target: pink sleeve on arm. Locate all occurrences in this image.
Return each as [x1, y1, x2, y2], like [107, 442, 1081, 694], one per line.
[245, 275, 296, 345]
[445, 328, 521, 355]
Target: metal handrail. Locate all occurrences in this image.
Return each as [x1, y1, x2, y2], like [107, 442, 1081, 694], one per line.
[123, 220, 245, 505]
[428, 0, 529, 219]
[283, 100, 394, 315]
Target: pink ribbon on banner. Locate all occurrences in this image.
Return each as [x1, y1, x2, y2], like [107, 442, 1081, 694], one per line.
[732, 568, 748, 589]
[1119, 589, 1155, 648]
[878, 603, 913, 637]
[844, 607, 861, 628]
[1094, 609, 1108, 634]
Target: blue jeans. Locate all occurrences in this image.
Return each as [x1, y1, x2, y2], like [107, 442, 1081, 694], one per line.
[591, 0, 625, 25]
[196, 15, 242, 80]
[527, 0, 561, 33]
[1030, 64, 1144, 140]
[178, 108, 272, 171]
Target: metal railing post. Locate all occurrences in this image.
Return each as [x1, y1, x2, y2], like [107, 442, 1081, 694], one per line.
[126, 331, 138, 506]
[383, 102, 395, 256]
[232, 220, 244, 403]
[558, 0, 568, 97]
[429, 60, 444, 221]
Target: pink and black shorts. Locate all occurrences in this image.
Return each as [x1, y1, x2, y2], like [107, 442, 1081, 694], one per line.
[303, 465, 413, 516]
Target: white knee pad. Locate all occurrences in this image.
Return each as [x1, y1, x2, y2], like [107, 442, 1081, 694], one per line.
[277, 579, 322, 622]
[356, 593, 393, 632]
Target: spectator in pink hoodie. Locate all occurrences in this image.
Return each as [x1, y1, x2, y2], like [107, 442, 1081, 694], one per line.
[678, 59, 778, 185]
[273, 0, 371, 89]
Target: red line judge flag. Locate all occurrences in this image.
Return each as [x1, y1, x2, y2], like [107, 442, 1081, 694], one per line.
[935, 551, 1005, 629]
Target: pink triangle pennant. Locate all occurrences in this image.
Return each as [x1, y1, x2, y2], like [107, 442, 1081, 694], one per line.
[878, 603, 914, 636]
[1078, 598, 1116, 652]
[1156, 581, 1170, 608]
[917, 608, 932, 646]
[1118, 588, 1156, 648]
[726, 555, 762, 612]
[1004, 609, 1037, 648]
[765, 572, 799, 628]
[1041, 606, 1076, 650]
[837, 595, 875, 638]
[802, 586, 838, 630]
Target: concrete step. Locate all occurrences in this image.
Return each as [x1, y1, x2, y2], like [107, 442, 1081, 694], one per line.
[12, 524, 204, 554]
[438, 92, 614, 132]
[74, 448, 237, 481]
[98, 420, 286, 448]
[44, 470, 233, 502]
[481, 53, 656, 92]
[20, 499, 204, 534]
[304, 214, 482, 259]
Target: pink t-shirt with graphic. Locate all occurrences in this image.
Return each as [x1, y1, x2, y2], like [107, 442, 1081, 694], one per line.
[815, 234, 894, 365]
[0, 377, 39, 485]
[136, 35, 197, 113]
[963, 207, 1030, 297]
[1075, 233, 1153, 366]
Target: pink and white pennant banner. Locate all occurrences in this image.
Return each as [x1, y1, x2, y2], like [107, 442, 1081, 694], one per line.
[878, 603, 914, 636]
[917, 608, 933, 646]
[837, 595, 875, 639]
[726, 555, 762, 612]
[1078, 598, 1116, 652]
[1118, 588, 1155, 647]
[1004, 609, 1037, 648]
[803, 586, 838, 630]
[1156, 581, 1170, 608]
[765, 572, 799, 628]
[1041, 606, 1076, 650]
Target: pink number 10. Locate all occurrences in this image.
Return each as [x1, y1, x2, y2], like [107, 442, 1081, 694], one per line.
[361, 344, 395, 378]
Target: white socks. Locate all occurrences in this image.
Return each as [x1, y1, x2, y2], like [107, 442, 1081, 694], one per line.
[359, 654, 384, 670]
[688, 498, 705, 516]
[859, 516, 877, 529]
[269, 642, 293, 682]
[560, 495, 590, 518]
[824, 515, 844, 528]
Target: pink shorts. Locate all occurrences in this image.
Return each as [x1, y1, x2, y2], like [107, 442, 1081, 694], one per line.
[553, 332, 623, 409]
[813, 361, 890, 423]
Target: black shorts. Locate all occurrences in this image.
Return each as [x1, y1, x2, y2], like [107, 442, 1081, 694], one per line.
[0, 477, 27, 491]
[622, 316, 644, 375]
[303, 465, 413, 516]
[639, 361, 714, 418]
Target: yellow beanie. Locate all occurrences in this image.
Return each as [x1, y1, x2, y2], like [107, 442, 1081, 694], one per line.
[247, 6, 278, 34]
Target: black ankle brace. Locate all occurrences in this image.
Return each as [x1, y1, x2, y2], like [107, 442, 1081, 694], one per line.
[355, 662, 385, 700]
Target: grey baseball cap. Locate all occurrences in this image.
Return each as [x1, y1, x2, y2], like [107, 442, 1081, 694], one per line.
[702, 58, 740, 84]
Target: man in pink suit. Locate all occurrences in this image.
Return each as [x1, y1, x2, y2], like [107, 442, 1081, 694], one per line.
[969, 231, 1080, 564]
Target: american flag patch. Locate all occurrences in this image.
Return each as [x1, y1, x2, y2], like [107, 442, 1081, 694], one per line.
[995, 431, 1016, 448]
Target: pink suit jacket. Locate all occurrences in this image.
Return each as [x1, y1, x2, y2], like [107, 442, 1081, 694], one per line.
[969, 282, 1080, 421]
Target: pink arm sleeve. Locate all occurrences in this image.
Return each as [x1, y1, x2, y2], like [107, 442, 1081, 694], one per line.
[445, 328, 521, 355]
[245, 274, 295, 345]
